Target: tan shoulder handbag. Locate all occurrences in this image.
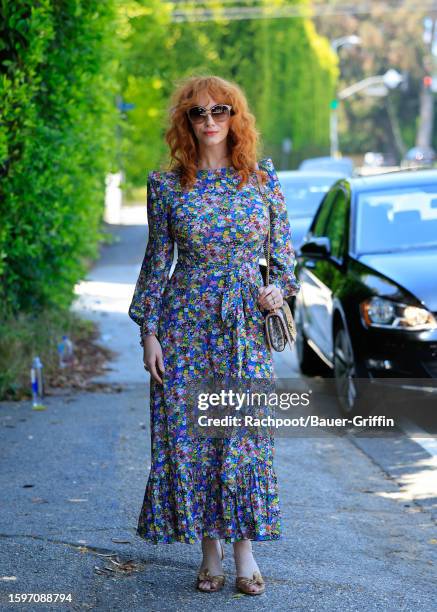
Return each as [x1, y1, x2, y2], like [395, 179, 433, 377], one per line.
[255, 163, 297, 352]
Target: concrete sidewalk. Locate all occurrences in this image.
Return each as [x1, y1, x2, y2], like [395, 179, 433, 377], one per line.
[2, 387, 437, 611]
[1, 209, 436, 611]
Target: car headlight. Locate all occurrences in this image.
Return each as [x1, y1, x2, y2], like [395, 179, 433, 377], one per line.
[360, 297, 437, 331]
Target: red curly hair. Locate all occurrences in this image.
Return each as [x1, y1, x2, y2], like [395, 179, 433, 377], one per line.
[164, 74, 268, 192]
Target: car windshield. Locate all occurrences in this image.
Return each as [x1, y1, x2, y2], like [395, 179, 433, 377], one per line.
[355, 185, 437, 254]
[280, 176, 340, 217]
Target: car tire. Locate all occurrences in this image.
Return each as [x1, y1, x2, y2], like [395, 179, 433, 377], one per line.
[333, 323, 371, 417]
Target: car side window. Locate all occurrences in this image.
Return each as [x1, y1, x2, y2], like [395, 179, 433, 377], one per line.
[323, 188, 348, 259]
[312, 188, 338, 237]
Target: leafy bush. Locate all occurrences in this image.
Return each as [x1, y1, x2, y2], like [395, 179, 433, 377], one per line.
[0, 306, 91, 400]
[118, 0, 338, 186]
[0, 1, 120, 314]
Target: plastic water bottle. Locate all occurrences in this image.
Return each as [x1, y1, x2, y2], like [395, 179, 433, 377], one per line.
[58, 335, 74, 368]
[30, 356, 45, 408]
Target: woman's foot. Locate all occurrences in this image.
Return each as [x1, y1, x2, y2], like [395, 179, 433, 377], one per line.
[233, 539, 265, 595]
[196, 537, 225, 592]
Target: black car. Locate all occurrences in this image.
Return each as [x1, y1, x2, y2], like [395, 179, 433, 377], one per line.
[295, 170, 437, 415]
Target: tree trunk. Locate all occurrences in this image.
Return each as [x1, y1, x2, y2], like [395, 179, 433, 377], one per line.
[386, 95, 407, 159]
[416, 85, 434, 148]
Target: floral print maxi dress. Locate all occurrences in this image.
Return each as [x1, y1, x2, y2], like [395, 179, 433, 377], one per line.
[128, 157, 300, 544]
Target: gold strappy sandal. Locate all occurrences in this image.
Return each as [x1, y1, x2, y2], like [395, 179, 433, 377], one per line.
[196, 541, 225, 593]
[235, 571, 266, 596]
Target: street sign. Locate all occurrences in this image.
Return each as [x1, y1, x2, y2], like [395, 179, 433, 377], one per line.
[383, 69, 403, 89]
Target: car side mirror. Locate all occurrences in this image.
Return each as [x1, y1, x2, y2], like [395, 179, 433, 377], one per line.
[299, 236, 331, 258]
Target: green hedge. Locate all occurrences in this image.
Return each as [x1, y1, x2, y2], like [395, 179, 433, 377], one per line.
[0, 0, 119, 316]
[118, 0, 338, 186]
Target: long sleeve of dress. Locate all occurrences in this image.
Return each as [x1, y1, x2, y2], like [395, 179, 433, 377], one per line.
[261, 158, 301, 298]
[128, 172, 174, 337]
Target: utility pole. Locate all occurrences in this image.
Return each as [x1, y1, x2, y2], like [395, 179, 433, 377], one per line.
[416, 14, 437, 148]
[330, 36, 361, 158]
[330, 99, 339, 158]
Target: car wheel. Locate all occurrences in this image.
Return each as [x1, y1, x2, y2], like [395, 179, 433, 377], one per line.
[333, 324, 371, 417]
[295, 305, 326, 376]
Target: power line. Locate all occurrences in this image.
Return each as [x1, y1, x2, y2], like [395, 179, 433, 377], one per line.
[168, 1, 437, 23]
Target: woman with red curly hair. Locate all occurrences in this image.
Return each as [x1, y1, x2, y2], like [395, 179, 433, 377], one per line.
[128, 75, 300, 596]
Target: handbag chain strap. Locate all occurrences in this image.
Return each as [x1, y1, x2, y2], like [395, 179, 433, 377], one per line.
[254, 162, 270, 287]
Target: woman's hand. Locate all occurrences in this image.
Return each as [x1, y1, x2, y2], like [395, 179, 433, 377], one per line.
[257, 284, 284, 312]
[142, 334, 165, 385]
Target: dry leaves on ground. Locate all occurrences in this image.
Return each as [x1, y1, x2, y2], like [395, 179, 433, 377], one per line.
[93, 554, 145, 577]
[46, 328, 122, 394]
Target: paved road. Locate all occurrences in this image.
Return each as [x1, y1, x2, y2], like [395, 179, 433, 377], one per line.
[1, 208, 436, 611]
